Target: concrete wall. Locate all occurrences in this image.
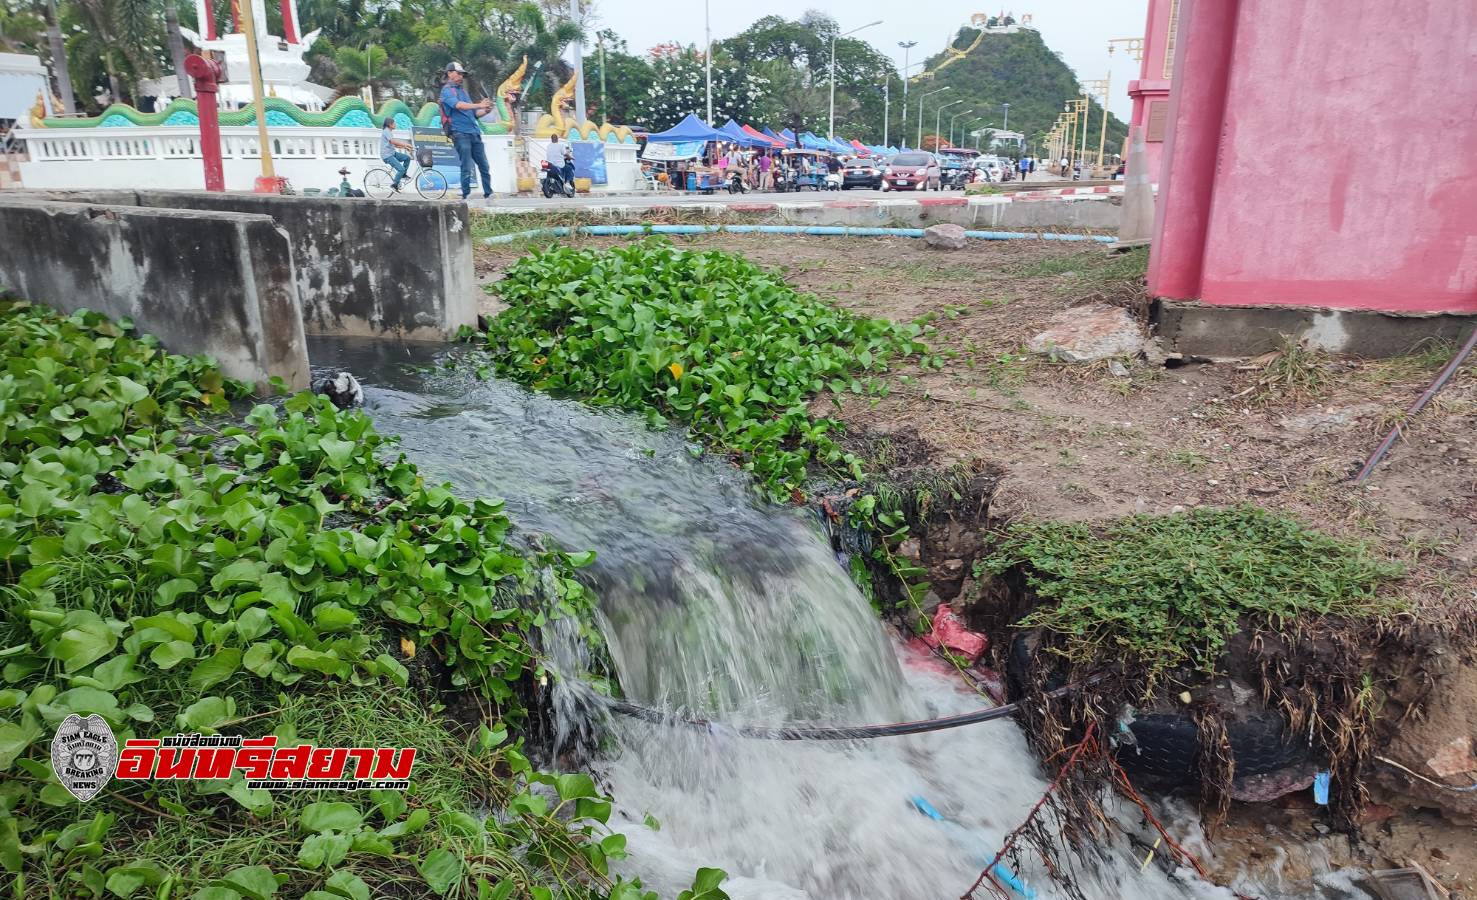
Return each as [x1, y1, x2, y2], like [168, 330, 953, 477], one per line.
[1148, 0, 1477, 316]
[134, 192, 476, 340]
[0, 197, 308, 390]
[1157, 300, 1475, 359]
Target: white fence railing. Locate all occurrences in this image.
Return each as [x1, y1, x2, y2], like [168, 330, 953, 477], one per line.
[15, 124, 639, 194]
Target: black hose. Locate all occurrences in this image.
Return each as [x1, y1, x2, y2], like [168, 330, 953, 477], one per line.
[609, 677, 1099, 742]
[1354, 325, 1477, 484]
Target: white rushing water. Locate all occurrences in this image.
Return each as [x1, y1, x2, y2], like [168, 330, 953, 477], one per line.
[311, 338, 1367, 900]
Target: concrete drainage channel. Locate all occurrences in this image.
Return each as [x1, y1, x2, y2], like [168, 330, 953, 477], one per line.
[0, 190, 478, 391]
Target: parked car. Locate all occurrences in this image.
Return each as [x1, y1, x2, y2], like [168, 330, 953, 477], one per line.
[841, 157, 884, 190]
[882, 152, 940, 191]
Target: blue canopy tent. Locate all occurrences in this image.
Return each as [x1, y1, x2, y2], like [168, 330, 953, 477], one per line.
[646, 114, 723, 143]
[780, 129, 798, 145]
[762, 127, 793, 147]
[829, 138, 852, 154]
[718, 119, 764, 147]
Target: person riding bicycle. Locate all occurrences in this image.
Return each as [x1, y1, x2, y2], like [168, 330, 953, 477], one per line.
[379, 119, 414, 191]
[544, 134, 574, 192]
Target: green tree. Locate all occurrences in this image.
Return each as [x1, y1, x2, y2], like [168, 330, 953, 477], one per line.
[328, 42, 404, 96]
[585, 30, 649, 125]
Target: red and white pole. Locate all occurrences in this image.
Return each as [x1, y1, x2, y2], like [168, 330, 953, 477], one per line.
[185, 54, 225, 191]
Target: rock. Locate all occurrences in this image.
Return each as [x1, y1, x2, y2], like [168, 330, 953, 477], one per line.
[1107, 359, 1131, 378]
[1279, 403, 1383, 432]
[1427, 736, 1477, 779]
[1027, 304, 1145, 363]
[923, 223, 967, 250]
[315, 371, 363, 409]
[896, 538, 922, 562]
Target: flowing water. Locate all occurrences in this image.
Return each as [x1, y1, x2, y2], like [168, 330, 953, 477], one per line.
[311, 338, 1367, 900]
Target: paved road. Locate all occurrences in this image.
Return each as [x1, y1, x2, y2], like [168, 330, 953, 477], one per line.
[471, 176, 1113, 213]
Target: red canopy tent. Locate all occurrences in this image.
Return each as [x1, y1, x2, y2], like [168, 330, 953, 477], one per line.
[849, 139, 871, 155]
[742, 124, 787, 148]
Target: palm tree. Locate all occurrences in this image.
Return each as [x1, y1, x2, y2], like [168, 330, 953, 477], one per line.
[330, 43, 404, 98]
[41, 0, 75, 113]
[507, 1, 578, 108]
[164, 0, 189, 97]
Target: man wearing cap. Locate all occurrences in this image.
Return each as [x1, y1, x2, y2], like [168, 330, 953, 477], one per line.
[439, 62, 495, 200]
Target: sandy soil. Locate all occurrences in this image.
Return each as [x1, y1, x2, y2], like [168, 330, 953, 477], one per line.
[475, 232, 1477, 895]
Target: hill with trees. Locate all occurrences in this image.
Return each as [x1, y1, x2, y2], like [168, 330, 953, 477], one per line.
[912, 25, 1126, 157]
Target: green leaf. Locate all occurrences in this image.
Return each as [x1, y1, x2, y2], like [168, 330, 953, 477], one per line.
[189, 648, 242, 690]
[296, 833, 351, 869]
[554, 773, 598, 802]
[177, 696, 234, 732]
[299, 801, 364, 834]
[51, 612, 118, 672]
[219, 865, 281, 900]
[417, 849, 462, 896]
[318, 438, 355, 469]
[150, 640, 197, 670]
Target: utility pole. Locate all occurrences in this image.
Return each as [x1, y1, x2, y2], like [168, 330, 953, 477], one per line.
[240, 0, 276, 189]
[830, 20, 882, 140]
[881, 79, 889, 148]
[898, 40, 916, 147]
[1002, 102, 1009, 132]
[598, 31, 607, 122]
[704, 0, 712, 122]
[918, 86, 948, 148]
[569, 0, 586, 124]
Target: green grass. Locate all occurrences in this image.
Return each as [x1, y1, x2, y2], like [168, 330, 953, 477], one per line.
[981, 505, 1405, 685]
[469, 239, 929, 501]
[1010, 246, 1148, 297]
[0, 301, 684, 899]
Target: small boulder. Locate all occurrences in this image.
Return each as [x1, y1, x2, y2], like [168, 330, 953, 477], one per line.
[923, 223, 967, 250]
[1027, 303, 1145, 363]
[315, 371, 364, 409]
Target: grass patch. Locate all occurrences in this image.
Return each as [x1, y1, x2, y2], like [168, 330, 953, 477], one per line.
[0, 301, 676, 899]
[1241, 335, 1330, 404]
[468, 238, 929, 500]
[981, 505, 1405, 685]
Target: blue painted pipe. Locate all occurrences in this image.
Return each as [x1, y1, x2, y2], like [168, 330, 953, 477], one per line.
[909, 796, 1036, 899]
[482, 224, 1113, 244]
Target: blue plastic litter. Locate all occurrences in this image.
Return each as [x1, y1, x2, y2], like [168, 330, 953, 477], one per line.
[1313, 771, 1331, 805]
[908, 796, 1036, 899]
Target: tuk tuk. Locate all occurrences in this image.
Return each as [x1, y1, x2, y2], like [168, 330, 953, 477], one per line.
[775, 149, 837, 191]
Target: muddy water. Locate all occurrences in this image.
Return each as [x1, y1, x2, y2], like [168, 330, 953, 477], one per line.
[310, 338, 1365, 900]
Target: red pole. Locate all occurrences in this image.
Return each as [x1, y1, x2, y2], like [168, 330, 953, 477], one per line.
[185, 54, 225, 192]
[280, 0, 298, 44]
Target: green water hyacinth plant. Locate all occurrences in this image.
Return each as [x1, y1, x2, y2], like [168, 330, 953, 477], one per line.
[0, 300, 685, 898]
[473, 239, 930, 501]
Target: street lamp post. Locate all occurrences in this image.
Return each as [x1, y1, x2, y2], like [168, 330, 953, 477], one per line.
[898, 40, 916, 146]
[948, 109, 973, 147]
[568, 0, 586, 124]
[918, 86, 949, 148]
[1001, 102, 1010, 132]
[704, 0, 711, 122]
[880, 79, 890, 148]
[935, 98, 963, 151]
[830, 20, 882, 140]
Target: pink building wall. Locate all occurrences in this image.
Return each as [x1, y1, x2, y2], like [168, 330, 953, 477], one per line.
[1148, 0, 1477, 315]
[1126, 0, 1177, 180]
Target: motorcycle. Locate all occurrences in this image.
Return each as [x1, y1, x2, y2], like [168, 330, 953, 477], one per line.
[539, 160, 575, 199]
[727, 171, 748, 195]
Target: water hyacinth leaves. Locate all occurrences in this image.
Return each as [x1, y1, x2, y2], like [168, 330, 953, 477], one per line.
[0, 301, 638, 897]
[476, 239, 929, 501]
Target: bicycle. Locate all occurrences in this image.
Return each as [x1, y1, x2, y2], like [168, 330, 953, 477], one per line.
[363, 150, 449, 200]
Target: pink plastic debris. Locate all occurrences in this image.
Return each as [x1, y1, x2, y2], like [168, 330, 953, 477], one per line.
[921, 604, 988, 664]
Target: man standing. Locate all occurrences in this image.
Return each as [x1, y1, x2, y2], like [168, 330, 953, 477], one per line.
[1018, 155, 1030, 182]
[439, 62, 494, 200]
[545, 133, 574, 191]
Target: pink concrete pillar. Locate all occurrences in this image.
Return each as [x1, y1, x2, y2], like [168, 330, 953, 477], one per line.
[1145, 0, 1240, 300]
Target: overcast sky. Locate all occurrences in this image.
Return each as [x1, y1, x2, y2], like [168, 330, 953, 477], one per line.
[583, 1, 1149, 120]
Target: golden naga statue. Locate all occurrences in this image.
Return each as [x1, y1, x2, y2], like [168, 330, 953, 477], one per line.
[30, 91, 47, 127]
[494, 55, 527, 121]
[531, 70, 577, 137]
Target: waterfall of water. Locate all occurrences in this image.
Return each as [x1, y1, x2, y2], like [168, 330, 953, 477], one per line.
[311, 337, 1364, 900]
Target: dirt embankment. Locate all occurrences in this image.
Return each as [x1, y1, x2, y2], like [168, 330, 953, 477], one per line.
[475, 232, 1477, 895]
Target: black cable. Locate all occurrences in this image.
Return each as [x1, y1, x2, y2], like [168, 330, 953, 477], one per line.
[608, 677, 1098, 742]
